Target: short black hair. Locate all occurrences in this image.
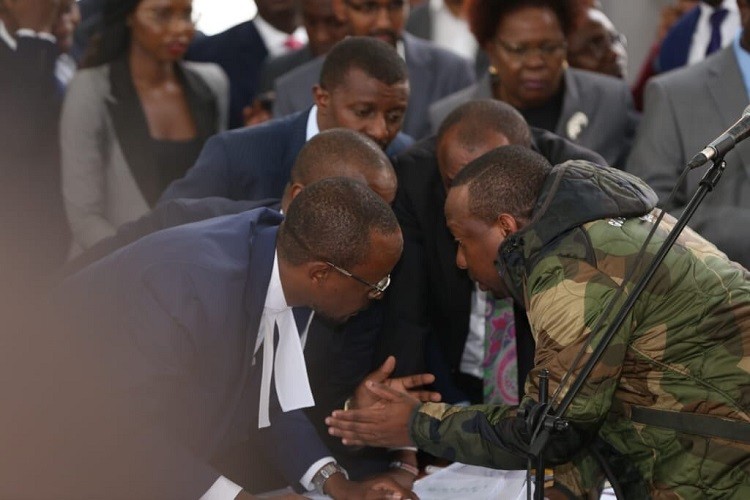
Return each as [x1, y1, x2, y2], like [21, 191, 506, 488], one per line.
[82, 0, 142, 67]
[437, 99, 532, 150]
[451, 145, 551, 224]
[466, 0, 574, 45]
[319, 37, 408, 91]
[278, 177, 401, 268]
[291, 129, 393, 185]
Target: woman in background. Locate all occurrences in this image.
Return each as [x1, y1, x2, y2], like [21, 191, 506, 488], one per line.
[61, 0, 228, 253]
[429, 0, 638, 168]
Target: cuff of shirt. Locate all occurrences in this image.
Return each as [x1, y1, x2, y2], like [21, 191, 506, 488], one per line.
[199, 476, 243, 500]
[389, 447, 418, 452]
[300, 456, 336, 491]
[15, 29, 56, 43]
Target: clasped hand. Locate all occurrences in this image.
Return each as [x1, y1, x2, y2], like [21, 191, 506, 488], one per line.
[326, 356, 440, 448]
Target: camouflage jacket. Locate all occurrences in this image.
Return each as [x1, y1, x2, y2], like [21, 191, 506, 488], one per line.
[410, 161, 750, 498]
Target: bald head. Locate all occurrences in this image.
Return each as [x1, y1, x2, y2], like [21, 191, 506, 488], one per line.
[288, 128, 397, 206]
[436, 99, 532, 191]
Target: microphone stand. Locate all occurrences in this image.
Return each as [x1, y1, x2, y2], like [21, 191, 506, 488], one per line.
[525, 157, 727, 499]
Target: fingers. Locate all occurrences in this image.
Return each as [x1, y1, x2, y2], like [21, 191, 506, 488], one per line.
[328, 422, 377, 446]
[329, 405, 386, 424]
[368, 481, 419, 500]
[365, 381, 406, 402]
[396, 373, 436, 390]
[406, 389, 442, 403]
[368, 355, 396, 383]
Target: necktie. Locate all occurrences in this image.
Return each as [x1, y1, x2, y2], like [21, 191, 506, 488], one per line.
[284, 35, 303, 51]
[257, 307, 315, 428]
[705, 7, 729, 56]
[482, 296, 519, 405]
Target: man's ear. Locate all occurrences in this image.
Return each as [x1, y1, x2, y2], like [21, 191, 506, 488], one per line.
[496, 213, 519, 235]
[307, 261, 331, 286]
[288, 182, 306, 201]
[312, 84, 329, 110]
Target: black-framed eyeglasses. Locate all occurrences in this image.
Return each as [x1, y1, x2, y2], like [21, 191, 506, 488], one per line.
[343, 0, 406, 16]
[493, 39, 567, 62]
[326, 261, 391, 298]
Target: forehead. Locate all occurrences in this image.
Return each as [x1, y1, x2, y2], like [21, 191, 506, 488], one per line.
[440, 129, 510, 167]
[331, 67, 409, 101]
[354, 228, 403, 276]
[445, 185, 471, 226]
[303, 0, 334, 17]
[497, 6, 564, 40]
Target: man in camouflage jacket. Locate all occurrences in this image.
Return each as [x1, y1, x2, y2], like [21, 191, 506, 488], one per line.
[327, 146, 750, 498]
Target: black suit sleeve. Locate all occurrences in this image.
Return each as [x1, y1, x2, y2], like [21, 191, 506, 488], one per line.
[60, 197, 270, 277]
[376, 158, 433, 377]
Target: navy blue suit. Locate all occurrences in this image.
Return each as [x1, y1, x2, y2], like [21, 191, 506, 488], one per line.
[657, 5, 701, 73]
[55, 209, 331, 498]
[186, 20, 269, 128]
[159, 109, 414, 204]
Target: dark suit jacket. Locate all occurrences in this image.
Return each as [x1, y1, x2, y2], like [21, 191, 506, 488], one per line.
[657, 5, 701, 74]
[50, 209, 333, 498]
[272, 32, 476, 139]
[380, 129, 606, 402]
[258, 45, 315, 95]
[186, 20, 269, 128]
[60, 196, 392, 481]
[0, 34, 70, 292]
[159, 109, 414, 203]
[429, 70, 639, 168]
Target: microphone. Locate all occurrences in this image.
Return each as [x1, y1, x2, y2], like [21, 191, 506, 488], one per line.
[688, 105, 750, 169]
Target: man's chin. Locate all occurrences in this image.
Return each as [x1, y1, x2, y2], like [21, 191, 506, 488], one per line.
[314, 310, 358, 327]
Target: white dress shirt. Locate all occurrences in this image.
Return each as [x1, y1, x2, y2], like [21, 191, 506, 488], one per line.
[460, 284, 487, 384]
[687, 0, 740, 65]
[429, 0, 478, 62]
[254, 15, 308, 58]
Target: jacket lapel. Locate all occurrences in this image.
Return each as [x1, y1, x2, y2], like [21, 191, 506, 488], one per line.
[556, 69, 585, 142]
[177, 63, 218, 142]
[242, 215, 283, 364]
[707, 48, 750, 175]
[107, 58, 161, 206]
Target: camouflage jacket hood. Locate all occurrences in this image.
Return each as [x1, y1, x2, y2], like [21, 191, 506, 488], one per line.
[497, 160, 658, 306]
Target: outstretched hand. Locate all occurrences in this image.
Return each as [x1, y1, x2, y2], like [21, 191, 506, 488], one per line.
[327, 381, 421, 448]
[351, 356, 440, 411]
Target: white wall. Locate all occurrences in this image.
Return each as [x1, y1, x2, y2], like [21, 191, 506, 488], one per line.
[193, 0, 257, 36]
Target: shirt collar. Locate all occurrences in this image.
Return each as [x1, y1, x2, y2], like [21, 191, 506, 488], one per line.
[264, 250, 290, 313]
[733, 33, 750, 101]
[253, 15, 308, 58]
[307, 105, 320, 141]
[699, 0, 739, 16]
[429, 0, 446, 14]
[0, 20, 17, 50]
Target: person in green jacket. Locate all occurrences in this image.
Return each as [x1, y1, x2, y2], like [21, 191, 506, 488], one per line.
[326, 145, 750, 498]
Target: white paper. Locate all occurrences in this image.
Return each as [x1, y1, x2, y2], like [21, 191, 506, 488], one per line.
[413, 463, 531, 500]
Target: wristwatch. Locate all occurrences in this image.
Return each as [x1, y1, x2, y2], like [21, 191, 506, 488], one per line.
[312, 461, 348, 495]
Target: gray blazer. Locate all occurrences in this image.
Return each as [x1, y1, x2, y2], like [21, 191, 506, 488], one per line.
[272, 32, 476, 139]
[257, 45, 314, 94]
[60, 60, 228, 254]
[626, 46, 750, 268]
[429, 68, 639, 168]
